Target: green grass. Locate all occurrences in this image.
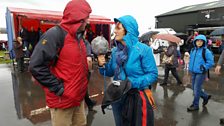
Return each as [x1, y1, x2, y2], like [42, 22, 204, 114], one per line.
[0, 51, 12, 64]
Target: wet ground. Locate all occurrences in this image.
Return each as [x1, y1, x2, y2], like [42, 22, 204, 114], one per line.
[0, 63, 224, 126]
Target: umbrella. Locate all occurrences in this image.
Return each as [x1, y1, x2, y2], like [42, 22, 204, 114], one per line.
[139, 31, 159, 42]
[210, 28, 224, 36]
[154, 34, 181, 43]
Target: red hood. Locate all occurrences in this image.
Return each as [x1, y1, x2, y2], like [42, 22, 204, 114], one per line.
[60, 0, 92, 37]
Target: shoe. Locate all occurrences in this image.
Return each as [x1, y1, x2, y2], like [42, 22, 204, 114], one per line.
[160, 83, 167, 86]
[220, 118, 224, 124]
[187, 104, 199, 111]
[88, 100, 97, 111]
[203, 95, 211, 106]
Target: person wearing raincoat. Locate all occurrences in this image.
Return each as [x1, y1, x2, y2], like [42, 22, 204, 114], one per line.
[187, 34, 214, 111]
[97, 15, 158, 126]
[29, 0, 92, 125]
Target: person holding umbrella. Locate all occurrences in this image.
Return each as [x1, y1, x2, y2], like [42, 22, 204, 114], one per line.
[160, 40, 183, 86]
[155, 34, 183, 86]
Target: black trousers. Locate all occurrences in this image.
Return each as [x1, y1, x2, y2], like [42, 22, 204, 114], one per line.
[163, 65, 182, 84]
[16, 57, 24, 72]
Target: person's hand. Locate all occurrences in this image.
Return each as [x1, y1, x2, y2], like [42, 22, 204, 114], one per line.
[49, 80, 64, 96]
[163, 48, 167, 52]
[97, 55, 106, 67]
[200, 65, 206, 73]
[87, 57, 93, 71]
[215, 65, 221, 75]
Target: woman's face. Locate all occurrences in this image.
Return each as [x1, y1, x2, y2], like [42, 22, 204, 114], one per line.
[196, 39, 203, 47]
[114, 22, 126, 43]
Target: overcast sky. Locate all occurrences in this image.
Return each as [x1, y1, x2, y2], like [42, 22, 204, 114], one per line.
[0, 0, 217, 35]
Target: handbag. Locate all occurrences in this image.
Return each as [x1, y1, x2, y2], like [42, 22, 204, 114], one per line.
[162, 54, 174, 65]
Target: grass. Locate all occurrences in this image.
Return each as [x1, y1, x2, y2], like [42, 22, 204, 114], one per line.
[0, 50, 12, 64]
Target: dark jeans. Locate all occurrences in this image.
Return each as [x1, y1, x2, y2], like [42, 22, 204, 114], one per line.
[16, 57, 24, 72]
[163, 65, 182, 84]
[111, 95, 126, 126]
[191, 73, 208, 107]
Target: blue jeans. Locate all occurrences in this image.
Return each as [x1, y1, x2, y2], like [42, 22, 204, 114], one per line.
[191, 73, 208, 108]
[111, 94, 126, 126]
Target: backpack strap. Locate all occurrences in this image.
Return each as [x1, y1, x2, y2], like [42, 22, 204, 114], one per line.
[52, 25, 67, 66]
[202, 48, 206, 62]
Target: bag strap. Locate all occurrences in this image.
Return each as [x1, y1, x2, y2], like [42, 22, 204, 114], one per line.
[202, 48, 206, 62]
[52, 25, 67, 66]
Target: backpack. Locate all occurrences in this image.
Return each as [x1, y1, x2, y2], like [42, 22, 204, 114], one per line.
[52, 25, 67, 66]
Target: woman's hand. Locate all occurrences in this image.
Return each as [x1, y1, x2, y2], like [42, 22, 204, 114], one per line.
[97, 55, 106, 67]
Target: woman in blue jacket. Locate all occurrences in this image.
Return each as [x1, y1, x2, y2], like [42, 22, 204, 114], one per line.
[188, 34, 214, 111]
[97, 15, 158, 125]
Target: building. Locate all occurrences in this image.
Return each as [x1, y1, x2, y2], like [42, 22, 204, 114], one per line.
[155, 0, 224, 35]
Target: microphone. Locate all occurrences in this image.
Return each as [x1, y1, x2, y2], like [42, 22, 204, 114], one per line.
[91, 36, 109, 56]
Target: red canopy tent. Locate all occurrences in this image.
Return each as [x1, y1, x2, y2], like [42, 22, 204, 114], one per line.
[8, 7, 114, 43]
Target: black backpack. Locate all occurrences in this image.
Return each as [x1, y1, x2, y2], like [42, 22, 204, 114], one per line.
[52, 25, 67, 66]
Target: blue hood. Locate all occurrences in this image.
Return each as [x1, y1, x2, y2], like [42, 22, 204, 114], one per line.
[114, 15, 139, 49]
[193, 34, 207, 48]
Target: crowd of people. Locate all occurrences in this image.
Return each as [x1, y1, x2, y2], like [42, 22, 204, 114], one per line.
[9, 0, 224, 125]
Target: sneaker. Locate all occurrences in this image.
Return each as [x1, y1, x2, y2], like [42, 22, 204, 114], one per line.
[220, 118, 224, 124]
[160, 83, 167, 86]
[203, 95, 211, 106]
[187, 105, 199, 112]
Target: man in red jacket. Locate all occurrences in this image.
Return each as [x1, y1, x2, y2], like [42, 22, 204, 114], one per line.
[29, 0, 92, 125]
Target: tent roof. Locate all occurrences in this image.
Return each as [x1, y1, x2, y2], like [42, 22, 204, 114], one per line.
[8, 7, 114, 24]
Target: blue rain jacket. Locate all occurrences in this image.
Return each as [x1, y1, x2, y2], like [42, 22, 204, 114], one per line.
[99, 15, 158, 89]
[189, 35, 214, 73]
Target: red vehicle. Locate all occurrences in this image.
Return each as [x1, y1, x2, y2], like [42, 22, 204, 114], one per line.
[6, 7, 114, 59]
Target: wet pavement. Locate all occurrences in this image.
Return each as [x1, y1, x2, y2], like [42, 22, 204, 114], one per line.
[0, 63, 224, 126]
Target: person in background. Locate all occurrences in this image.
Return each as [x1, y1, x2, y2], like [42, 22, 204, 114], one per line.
[214, 49, 224, 124]
[18, 25, 29, 58]
[186, 31, 198, 52]
[97, 15, 158, 126]
[150, 37, 163, 66]
[183, 51, 190, 70]
[29, 0, 92, 126]
[187, 34, 214, 111]
[160, 41, 183, 86]
[14, 37, 25, 72]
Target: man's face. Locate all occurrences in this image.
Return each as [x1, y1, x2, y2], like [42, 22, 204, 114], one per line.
[77, 17, 89, 32]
